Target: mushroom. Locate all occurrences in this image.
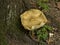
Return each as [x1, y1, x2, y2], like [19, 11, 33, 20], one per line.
[20, 9, 48, 30]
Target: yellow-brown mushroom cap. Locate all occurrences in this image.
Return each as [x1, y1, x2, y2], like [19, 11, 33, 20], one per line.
[20, 9, 48, 30]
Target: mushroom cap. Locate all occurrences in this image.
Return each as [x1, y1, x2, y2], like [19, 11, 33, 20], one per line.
[20, 9, 48, 30]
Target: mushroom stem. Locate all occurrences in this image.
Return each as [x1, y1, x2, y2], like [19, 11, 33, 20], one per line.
[31, 30, 35, 38]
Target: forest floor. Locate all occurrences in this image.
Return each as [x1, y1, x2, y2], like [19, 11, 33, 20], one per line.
[0, 0, 60, 45]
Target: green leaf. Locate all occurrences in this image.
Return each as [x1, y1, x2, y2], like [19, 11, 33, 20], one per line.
[41, 27, 47, 32]
[37, 30, 41, 35]
[42, 32, 48, 40]
[37, 0, 49, 10]
[40, 3, 49, 10]
[36, 28, 48, 40]
[44, 25, 53, 31]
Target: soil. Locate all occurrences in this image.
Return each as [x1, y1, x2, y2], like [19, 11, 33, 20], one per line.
[0, 0, 60, 45]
